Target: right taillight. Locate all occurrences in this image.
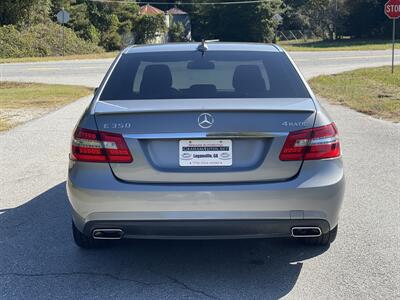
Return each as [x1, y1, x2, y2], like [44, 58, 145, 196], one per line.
[279, 123, 341, 161]
[71, 127, 133, 163]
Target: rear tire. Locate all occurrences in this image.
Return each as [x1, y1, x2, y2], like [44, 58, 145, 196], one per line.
[301, 225, 338, 246]
[72, 221, 102, 249]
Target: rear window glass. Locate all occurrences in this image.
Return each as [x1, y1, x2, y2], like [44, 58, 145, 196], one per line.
[99, 51, 310, 100]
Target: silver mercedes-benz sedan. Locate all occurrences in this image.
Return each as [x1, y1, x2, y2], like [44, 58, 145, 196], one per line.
[67, 42, 344, 248]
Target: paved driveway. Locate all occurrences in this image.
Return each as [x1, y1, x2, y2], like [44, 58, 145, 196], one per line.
[0, 51, 399, 299]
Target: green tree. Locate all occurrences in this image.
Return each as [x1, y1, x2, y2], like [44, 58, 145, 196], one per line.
[281, 0, 349, 40]
[343, 0, 399, 38]
[134, 14, 167, 44]
[68, 3, 100, 44]
[250, 0, 285, 42]
[281, 0, 310, 31]
[83, 0, 139, 47]
[0, 0, 51, 27]
[113, 1, 138, 44]
[189, 0, 283, 42]
[305, 0, 337, 39]
[29, 0, 51, 25]
[101, 14, 122, 50]
[50, 0, 70, 17]
[169, 21, 188, 42]
[0, 0, 33, 25]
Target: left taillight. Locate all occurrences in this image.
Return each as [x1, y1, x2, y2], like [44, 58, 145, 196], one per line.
[71, 128, 133, 163]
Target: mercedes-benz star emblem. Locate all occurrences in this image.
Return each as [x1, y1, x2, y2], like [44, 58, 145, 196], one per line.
[198, 113, 214, 129]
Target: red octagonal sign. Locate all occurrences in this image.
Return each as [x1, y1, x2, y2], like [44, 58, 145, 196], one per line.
[385, 0, 400, 19]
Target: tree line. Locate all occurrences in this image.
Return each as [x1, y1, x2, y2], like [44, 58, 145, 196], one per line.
[0, 0, 171, 52]
[0, 0, 397, 57]
[282, 0, 398, 40]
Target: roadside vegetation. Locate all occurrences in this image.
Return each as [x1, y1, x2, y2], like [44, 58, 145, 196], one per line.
[1, 0, 397, 60]
[0, 82, 92, 131]
[0, 0, 170, 59]
[279, 38, 400, 52]
[0, 52, 119, 64]
[0, 23, 103, 59]
[309, 66, 400, 122]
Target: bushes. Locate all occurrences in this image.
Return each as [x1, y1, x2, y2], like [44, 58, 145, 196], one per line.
[0, 22, 104, 58]
[0, 26, 28, 58]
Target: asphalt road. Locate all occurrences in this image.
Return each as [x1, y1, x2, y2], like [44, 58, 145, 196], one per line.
[1, 50, 399, 87]
[0, 50, 399, 299]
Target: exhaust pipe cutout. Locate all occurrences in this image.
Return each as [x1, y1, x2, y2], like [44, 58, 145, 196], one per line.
[291, 227, 322, 238]
[92, 229, 124, 240]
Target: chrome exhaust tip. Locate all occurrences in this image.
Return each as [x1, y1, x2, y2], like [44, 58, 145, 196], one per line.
[92, 229, 124, 240]
[291, 227, 322, 238]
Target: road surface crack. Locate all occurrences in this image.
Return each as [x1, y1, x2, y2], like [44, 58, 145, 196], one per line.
[147, 268, 220, 300]
[163, 273, 220, 299]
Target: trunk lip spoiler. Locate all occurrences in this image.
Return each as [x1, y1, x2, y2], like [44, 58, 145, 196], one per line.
[122, 131, 288, 140]
[93, 98, 316, 115]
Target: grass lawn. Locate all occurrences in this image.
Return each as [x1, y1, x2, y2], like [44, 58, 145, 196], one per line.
[0, 51, 119, 64]
[279, 38, 399, 51]
[0, 82, 93, 131]
[309, 66, 400, 122]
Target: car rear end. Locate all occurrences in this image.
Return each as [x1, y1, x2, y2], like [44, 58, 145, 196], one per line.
[67, 43, 344, 247]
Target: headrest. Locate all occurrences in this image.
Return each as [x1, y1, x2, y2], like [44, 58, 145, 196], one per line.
[232, 65, 267, 95]
[140, 64, 173, 96]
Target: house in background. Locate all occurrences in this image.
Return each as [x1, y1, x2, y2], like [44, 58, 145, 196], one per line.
[139, 4, 192, 44]
[139, 4, 164, 16]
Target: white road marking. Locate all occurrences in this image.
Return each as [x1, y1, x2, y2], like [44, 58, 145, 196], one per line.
[26, 67, 60, 71]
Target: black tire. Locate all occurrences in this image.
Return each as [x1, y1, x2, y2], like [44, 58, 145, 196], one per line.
[301, 225, 338, 246]
[72, 221, 102, 249]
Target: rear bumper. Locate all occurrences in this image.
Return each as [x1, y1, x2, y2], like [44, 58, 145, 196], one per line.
[82, 219, 330, 239]
[67, 158, 345, 238]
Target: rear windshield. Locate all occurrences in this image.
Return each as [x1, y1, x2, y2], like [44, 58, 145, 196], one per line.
[99, 51, 310, 100]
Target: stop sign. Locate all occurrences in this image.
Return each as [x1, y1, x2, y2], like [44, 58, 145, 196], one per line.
[385, 0, 400, 19]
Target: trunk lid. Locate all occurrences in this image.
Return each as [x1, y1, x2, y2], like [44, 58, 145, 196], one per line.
[94, 98, 316, 183]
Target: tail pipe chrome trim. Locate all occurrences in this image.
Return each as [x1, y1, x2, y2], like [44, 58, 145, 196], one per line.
[291, 227, 322, 238]
[92, 229, 124, 240]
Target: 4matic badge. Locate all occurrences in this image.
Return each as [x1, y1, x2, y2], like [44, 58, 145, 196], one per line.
[281, 121, 309, 127]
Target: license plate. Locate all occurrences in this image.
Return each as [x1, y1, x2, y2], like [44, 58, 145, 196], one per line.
[179, 139, 232, 167]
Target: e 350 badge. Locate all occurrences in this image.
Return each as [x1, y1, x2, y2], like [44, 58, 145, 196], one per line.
[103, 122, 132, 129]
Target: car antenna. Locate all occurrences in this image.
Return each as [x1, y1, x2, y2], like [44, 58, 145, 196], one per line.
[197, 39, 219, 56]
[197, 39, 208, 55]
